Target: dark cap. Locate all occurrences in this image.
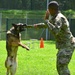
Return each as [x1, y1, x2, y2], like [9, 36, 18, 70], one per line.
[48, 1, 59, 7]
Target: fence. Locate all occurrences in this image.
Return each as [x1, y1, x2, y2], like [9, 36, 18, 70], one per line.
[6, 18, 47, 40]
[1, 14, 75, 40]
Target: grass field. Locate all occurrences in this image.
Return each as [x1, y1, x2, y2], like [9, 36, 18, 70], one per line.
[0, 40, 75, 75]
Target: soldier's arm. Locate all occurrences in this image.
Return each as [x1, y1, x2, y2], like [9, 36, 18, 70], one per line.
[61, 17, 69, 29]
[25, 21, 56, 30]
[33, 21, 56, 30]
[44, 9, 49, 20]
[45, 20, 55, 30]
[34, 23, 47, 28]
[25, 23, 47, 28]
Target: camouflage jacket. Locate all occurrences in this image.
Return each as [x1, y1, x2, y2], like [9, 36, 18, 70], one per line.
[36, 12, 74, 49]
[47, 12, 74, 49]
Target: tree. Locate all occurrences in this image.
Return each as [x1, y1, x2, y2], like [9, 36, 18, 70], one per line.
[0, 0, 75, 10]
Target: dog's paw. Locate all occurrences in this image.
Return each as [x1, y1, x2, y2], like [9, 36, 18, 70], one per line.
[22, 45, 30, 51]
[26, 47, 30, 51]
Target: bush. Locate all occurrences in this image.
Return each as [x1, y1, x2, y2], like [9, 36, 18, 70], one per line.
[62, 9, 75, 18]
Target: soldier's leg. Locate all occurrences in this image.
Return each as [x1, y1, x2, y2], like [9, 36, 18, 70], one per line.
[56, 48, 74, 75]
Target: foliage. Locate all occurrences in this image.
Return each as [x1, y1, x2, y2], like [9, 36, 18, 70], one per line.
[1, 9, 75, 19]
[0, 0, 47, 10]
[0, 10, 45, 18]
[0, 0, 75, 10]
[62, 9, 75, 18]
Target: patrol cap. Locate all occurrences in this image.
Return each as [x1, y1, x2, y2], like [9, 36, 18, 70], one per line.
[48, 1, 59, 8]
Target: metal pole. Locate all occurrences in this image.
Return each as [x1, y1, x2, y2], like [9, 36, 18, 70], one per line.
[47, 0, 49, 9]
[0, 13, 2, 39]
[46, 0, 49, 40]
[25, 13, 28, 40]
[6, 18, 8, 40]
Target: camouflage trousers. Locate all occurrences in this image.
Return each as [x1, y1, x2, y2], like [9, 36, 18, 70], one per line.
[56, 47, 74, 75]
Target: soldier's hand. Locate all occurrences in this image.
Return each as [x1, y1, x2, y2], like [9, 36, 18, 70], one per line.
[34, 24, 38, 28]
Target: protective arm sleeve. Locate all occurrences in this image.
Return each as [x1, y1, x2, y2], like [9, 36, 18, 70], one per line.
[45, 20, 55, 30]
[34, 23, 47, 28]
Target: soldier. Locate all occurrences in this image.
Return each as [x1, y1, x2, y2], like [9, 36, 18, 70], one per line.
[34, 1, 75, 75]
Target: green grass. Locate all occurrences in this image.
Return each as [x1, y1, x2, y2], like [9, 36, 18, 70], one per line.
[0, 40, 75, 75]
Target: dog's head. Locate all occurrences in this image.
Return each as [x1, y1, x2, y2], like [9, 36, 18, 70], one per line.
[12, 23, 26, 33]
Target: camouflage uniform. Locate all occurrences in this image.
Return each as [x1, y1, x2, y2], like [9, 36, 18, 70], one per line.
[46, 12, 75, 75]
[35, 12, 75, 75]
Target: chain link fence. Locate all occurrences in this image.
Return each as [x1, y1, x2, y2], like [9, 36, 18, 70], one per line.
[0, 13, 75, 40]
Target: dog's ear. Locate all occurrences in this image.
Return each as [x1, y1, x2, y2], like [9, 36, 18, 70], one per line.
[12, 23, 17, 27]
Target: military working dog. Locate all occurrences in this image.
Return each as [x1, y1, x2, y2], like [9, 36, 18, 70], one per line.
[5, 23, 29, 75]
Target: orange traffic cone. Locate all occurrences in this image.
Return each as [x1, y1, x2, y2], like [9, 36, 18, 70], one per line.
[40, 38, 44, 48]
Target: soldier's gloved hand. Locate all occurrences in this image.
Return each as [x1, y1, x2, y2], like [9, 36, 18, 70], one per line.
[34, 24, 38, 27]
